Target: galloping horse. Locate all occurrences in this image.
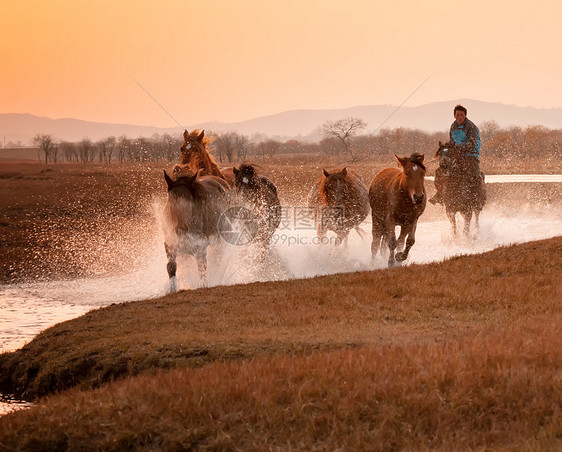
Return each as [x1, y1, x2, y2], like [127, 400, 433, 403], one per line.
[307, 167, 370, 244]
[436, 141, 486, 236]
[369, 153, 426, 267]
[233, 164, 281, 245]
[162, 169, 229, 291]
[173, 129, 235, 187]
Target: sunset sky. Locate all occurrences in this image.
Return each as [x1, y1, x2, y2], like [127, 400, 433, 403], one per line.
[1, 0, 561, 128]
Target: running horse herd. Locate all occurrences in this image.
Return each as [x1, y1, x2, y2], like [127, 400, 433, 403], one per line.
[162, 130, 486, 290]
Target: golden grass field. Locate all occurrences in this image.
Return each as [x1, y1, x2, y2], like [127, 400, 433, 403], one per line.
[0, 157, 561, 450]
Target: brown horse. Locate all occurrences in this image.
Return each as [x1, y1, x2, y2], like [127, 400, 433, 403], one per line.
[173, 129, 235, 186]
[307, 167, 370, 244]
[436, 141, 486, 237]
[369, 153, 426, 267]
[162, 169, 229, 291]
[233, 164, 281, 245]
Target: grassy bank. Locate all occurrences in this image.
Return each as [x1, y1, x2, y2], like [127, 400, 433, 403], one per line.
[1, 321, 560, 450]
[0, 237, 560, 449]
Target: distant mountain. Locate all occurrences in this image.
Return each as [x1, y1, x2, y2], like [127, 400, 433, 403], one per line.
[1, 100, 561, 145]
[0, 114, 179, 146]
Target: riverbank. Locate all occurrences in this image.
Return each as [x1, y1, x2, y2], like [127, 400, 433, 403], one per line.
[0, 237, 560, 449]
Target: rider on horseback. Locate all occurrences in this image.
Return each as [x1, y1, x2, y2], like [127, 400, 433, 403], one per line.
[429, 104, 482, 205]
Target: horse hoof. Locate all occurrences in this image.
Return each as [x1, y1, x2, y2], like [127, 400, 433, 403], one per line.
[168, 276, 177, 293]
[395, 252, 407, 262]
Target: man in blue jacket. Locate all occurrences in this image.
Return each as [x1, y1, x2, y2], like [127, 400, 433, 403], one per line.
[429, 104, 481, 205]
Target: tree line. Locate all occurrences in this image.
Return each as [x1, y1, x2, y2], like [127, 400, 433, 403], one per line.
[31, 118, 562, 165]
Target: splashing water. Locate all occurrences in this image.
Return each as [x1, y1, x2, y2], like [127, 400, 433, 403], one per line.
[1, 193, 561, 354]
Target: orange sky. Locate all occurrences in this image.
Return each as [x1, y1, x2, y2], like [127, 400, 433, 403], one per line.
[1, 0, 561, 127]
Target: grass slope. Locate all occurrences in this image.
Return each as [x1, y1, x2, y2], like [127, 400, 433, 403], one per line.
[0, 237, 560, 449]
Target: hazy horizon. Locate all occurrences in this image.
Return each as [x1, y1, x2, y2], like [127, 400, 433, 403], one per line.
[2, 1, 561, 128]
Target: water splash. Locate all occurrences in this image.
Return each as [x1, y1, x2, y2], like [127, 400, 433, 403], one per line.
[1, 197, 561, 352]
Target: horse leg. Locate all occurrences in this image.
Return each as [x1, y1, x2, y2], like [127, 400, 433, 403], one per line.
[336, 229, 350, 247]
[386, 220, 397, 268]
[474, 210, 481, 232]
[371, 214, 384, 259]
[396, 226, 407, 253]
[462, 211, 473, 238]
[197, 256, 207, 286]
[447, 210, 457, 237]
[396, 222, 416, 262]
[317, 214, 328, 241]
[165, 242, 177, 292]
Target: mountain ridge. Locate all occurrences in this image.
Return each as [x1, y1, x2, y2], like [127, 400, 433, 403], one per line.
[1, 99, 561, 145]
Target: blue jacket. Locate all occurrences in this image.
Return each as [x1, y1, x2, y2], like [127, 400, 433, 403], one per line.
[450, 118, 481, 158]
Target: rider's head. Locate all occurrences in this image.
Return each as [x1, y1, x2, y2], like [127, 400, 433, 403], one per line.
[454, 105, 467, 125]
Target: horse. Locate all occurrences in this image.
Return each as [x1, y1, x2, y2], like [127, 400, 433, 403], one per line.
[307, 167, 370, 244]
[233, 164, 281, 245]
[162, 169, 229, 291]
[435, 141, 486, 237]
[369, 153, 426, 267]
[173, 129, 235, 187]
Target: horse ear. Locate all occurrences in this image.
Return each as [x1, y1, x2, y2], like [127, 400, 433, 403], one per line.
[163, 170, 174, 190]
[233, 166, 239, 175]
[183, 130, 189, 143]
[323, 169, 330, 178]
[341, 167, 347, 177]
[197, 130, 205, 142]
[419, 154, 425, 163]
[395, 155, 407, 168]
[439, 140, 443, 146]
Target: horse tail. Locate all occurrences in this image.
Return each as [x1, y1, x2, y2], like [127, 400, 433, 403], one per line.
[354, 225, 368, 240]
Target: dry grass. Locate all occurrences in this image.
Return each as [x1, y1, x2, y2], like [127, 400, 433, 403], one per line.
[0, 295, 560, 449]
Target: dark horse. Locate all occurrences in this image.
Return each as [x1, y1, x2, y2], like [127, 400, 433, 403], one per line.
[307, 167, 370, 244]
[369, 153, 426, 267]
[173, 129, 235, 187]
[233, 164, 281, 245]
[162, 169, 229, 291]
[436, 141, 486, 237]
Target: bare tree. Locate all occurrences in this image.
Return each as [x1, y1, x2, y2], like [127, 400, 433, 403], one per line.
[321, 117, 367, 160]
[105, 136, 116, 163]
[257, 139, 280, 161]
[213, 131, 237, 163]
[160, 133, 176, 161]
[235, 134, 250, 160]
[32, 134, 55, 164]
[59, 141, 78, 162]
[79, 138, 94, 163]
[117, 136, 129, 163]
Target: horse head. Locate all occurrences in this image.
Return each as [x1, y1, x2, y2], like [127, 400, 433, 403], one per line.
[233, 164, 257, 188]
[180, 129, 206, 165]
[396, 153, 426, 205]
[321, 167, 348, 205]
[436, 141, 461, 171]
[164, 169, 200, 199]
